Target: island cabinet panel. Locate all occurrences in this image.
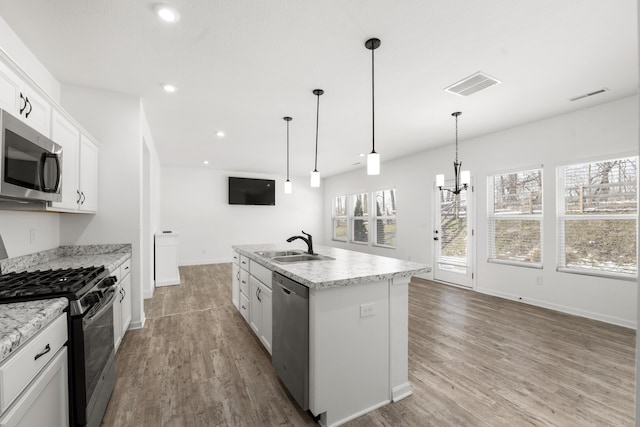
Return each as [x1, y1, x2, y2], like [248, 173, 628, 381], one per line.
[231, 262, 240, 310]
[249, 274, 272, 355]
[308, 280, 391, 426]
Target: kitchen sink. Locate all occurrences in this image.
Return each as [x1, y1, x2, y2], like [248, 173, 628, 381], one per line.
[271, 254, 335, 263]
[254, 250, 304, 258]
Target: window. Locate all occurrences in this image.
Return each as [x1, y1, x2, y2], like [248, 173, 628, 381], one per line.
[488, 168, 543, 267]
[374, 189, 397, 247]
[350, 193, 369, 244]
[332, 195, 347, 242]
[558, 156, 637, 278]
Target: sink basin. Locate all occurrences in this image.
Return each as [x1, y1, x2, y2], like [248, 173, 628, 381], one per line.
[271, 254, 335, 264]
[254, 250, 304, 258]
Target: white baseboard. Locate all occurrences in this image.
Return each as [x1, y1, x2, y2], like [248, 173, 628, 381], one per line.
[129, 313, 146, 330]
[178, 257, 232, 266]
[319, 399, 391, 427]
[476, 286, 636, 329]
[391, 382, 413, 402]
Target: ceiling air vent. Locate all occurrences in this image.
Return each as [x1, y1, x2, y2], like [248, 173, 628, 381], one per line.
[569, 88, 609, 102]
[444, 72, 501, 97]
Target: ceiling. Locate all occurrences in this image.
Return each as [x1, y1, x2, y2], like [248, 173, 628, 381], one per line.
[0, 0, 636, 178]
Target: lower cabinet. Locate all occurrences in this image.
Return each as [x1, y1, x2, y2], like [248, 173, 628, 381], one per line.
[231, 252, 272, 354]
[249, 276, 272, 355]
[113, 258, 132, 352]
[0, 313, 68, 427]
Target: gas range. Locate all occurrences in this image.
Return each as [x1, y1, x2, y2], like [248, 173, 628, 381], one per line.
[0, 265, 118, 426]
[0, 266, 115, 316]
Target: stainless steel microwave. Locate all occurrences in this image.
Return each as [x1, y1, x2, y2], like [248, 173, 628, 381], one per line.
[0, 109, 62, 203]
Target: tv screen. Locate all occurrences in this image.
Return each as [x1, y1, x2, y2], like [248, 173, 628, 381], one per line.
[228, 177, 275, 206]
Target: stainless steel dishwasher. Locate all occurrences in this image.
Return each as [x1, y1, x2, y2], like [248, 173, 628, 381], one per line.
[272, 271, 309, 410]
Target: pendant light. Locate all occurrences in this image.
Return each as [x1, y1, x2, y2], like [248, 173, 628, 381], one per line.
[310, 89, 324, 188]
[436, 112, 470, 194]
[283, 116, 293, 194]
[365, 38, 381, 175]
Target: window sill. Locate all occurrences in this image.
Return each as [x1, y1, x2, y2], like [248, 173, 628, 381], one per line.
[487, 258, 542, 269]
[331, 238, 347, 243]
[556, 267, 637, 282]
[373, 244, 396, 249]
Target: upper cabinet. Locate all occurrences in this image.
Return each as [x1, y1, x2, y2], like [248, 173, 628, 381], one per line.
[0, 52, 101, 215]
[0, 60, 51, 137]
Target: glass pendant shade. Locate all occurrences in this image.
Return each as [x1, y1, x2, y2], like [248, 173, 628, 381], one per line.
[284, 180, 292, 194]
[436, 174, 445, 188]
[310, 170, 320, 187]
[461, 170, 471, 186]
[367, 152, 380, 175]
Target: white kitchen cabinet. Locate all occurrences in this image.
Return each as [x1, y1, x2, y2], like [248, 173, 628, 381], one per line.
[232, 261, 240, 310]
[78, 135, 98, 213]
[249, 267, 272, 355]
[0, 313, 68, 427]
[0, 60, 51, 137]
[49, 110, 80, 211]
[113, 258, 132, 352]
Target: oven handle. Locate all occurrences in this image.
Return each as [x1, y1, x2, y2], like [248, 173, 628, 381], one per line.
[83, 288, 117, 327]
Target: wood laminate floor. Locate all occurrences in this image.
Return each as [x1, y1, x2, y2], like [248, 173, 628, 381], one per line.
[101, 264, 635, 426]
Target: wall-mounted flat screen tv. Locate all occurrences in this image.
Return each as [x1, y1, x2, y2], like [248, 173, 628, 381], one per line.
[228, 177, 275, 206]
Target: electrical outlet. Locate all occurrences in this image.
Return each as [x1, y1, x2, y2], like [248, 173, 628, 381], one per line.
[536, 276, 543, 286]
[360, 303, 375, 318]
[29, 229, 36, 244]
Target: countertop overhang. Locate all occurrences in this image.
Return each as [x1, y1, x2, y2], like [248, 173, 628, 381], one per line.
[233, 244, 430, 290]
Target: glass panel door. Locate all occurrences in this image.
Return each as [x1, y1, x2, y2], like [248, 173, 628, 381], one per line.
[434, 179, 474, 288]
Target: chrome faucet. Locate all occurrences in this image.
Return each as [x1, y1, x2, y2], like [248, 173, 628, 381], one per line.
[286, 231, 315, 255]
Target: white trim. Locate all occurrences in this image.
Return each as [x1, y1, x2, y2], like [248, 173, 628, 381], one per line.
[179, 257, 231, 266]
[475, 286, 636, 329]
[391, 382, 413, 402]
[318, 399, 391, 427]
[487, 258, 543, 269]
[556, 266, 637, 282]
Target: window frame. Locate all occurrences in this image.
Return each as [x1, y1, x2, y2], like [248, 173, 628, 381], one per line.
[556, 154, 638, 280]
[487, 166, 544, 269]
[372, 188, 397, 248]
[349, 192, 370, 245]
[332, 195, 348, 242]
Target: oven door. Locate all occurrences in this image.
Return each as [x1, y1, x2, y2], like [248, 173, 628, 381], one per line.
[74, 287, 116, 426]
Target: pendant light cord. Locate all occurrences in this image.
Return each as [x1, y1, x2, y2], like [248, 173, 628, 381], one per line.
[371, 41, 376, 154]
[286, 120, 290, 180]
[454, 113, 459, 164]
[314, 92, 320, 172]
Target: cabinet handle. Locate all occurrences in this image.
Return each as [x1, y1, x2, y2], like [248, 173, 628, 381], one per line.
[77, 190, 81, 204]
[120, 288, 125, 303]
[241, 280, 246, 284]
[241, 305, 246, 310]
[236, 272, 240, 280]
[80, 192, 86, 204]
[256, 287, 262, 302]
[19, 92, 26, 114]
[34, 344, 51, 361]
[25, 97, 32, 118]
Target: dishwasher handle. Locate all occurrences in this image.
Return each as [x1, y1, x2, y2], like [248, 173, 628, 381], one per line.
[280, 286, 294, 296]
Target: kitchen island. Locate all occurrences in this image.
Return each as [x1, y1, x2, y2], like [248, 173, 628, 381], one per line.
[233, 244, 429, 427]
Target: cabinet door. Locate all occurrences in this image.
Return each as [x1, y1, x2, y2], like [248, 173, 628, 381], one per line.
[20, 84, 51, 137]
[120, 273, 132, 336]
[249, 277, 261, 336]
[0, 348, 68, 427]
[239, 292, 249, 323]
[78, 135, 98, 213]
[259, 283, 272, 355]
[113, 285, 122, 351]
[0, 61, 21, 115]
[232, 263, 240, 310]
[49, 110, 80, 211]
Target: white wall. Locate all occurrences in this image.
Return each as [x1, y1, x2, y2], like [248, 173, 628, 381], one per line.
[0, 16, 60, 102]
[0, 211, 59, 258]
[59, 86, 146, 328]
[161, 167, 324, 265]
[324, 95, 638, 328]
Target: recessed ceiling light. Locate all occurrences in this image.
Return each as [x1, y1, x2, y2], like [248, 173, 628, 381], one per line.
[154, 4, 180, 22]
[161, 84, 177, 93]
[203, 160, 209, 165]
[216, 131, 225, 138]
[359, 153, 365, 157]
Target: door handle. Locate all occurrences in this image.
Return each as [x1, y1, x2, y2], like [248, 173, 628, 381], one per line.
[433, 237, 439, 241]
[19, 92, 26, 114]
[25, 97, 32, 118]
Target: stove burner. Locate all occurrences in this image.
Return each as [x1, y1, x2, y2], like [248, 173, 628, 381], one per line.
[0, 266, 106, 300]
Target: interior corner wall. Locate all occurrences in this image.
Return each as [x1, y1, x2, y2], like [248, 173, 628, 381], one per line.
[160, 166, 324, 265]
[324, 95, 638, 328]
[58, 85, 144, 327]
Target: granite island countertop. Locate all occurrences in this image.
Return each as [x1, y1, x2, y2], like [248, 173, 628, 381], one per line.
[0, 298, 68, 363]
[233, 244, 430, 290]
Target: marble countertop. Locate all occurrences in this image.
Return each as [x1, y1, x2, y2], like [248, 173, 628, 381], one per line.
[0, 298, 68, 363]
[233, 244, 430, 290]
